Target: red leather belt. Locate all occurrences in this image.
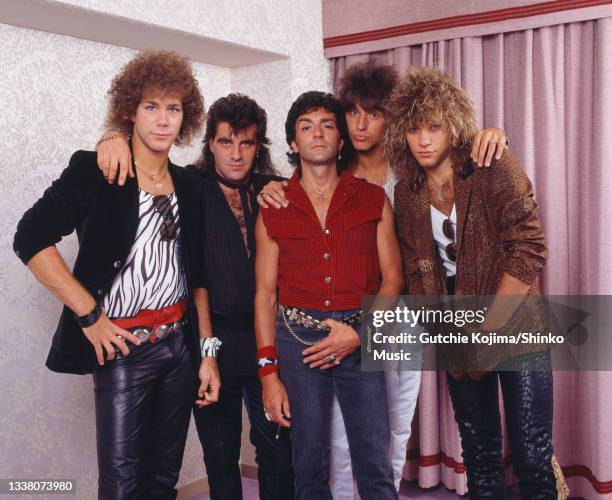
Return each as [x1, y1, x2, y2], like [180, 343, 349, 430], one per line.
[111, 300, 187, 343]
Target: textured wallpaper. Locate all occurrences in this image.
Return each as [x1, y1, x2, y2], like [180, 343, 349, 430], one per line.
[53, 0, 332, 175]
[0, 1, 331, 496]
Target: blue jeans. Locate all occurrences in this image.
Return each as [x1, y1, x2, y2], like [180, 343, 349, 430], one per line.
[276, 308, 398, 500]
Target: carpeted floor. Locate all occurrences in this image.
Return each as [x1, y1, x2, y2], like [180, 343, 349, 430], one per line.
[187, 477, 524, 499]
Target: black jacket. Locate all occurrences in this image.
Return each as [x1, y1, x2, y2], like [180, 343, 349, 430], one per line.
[195, 167, 281, 375]
[14, 151, 205, 374]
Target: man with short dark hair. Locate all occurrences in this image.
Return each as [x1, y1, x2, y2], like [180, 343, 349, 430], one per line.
[96, 93, 294, 500]
[257, 61, 509, 498]
[255, 91, 403, 499]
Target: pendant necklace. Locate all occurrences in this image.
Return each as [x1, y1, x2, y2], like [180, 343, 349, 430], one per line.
[313, 188, 329, 202]
[428, 173, 453, 203]
[301, 179, 337, 203]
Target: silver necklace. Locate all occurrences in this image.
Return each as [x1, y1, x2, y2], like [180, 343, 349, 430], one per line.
[301, 179, 337, 203]
[428, 174, 453, 203]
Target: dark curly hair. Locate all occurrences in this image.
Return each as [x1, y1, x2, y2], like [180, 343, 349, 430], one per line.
[383, 66, 478, 190]
[284, 91, 352, 171]
[195, 93, 275, 175]
[338, 60, 398, 112]
[105, 49, 205, 145]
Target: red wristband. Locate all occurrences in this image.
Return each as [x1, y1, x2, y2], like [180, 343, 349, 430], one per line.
[257, 345, 279, 378]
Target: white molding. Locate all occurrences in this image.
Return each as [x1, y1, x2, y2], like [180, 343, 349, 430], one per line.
[0, 0, 289, 67]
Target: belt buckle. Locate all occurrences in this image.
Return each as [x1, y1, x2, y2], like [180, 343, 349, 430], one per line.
[133, 328, 151, 343]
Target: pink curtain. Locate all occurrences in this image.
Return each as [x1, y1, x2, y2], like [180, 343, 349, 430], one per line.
[333, 18, 612, 498]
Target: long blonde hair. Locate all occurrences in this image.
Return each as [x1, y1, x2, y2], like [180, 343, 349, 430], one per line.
[383, 66, 478, 190]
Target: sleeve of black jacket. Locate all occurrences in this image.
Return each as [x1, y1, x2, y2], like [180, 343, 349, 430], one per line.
[184, 164, 207, 290]
[13, 150, 101, 265]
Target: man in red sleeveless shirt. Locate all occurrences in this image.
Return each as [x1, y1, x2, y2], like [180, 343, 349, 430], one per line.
[254, 91, 404, 499]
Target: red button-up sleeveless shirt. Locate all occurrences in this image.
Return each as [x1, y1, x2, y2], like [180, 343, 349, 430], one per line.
[261, 169, 385, 311]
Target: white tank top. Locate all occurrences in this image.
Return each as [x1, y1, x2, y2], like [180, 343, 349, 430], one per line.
[430, 204, 457, 277]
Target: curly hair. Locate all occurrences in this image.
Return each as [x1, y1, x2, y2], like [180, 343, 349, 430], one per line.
[383, 66, 478, 190]
[105, 49, 205, 146]
[284, 91, 352, 171]
[338, 59, 398, 112]
[195, 93, 275, 175]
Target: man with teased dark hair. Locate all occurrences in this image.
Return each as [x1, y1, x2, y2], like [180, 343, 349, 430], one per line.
[197, 93, 276, 176]
[96, 94, 294, 500]
[338, 59, 398, 114]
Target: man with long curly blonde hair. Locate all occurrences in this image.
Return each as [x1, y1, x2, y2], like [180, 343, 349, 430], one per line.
[14, 50, 208, 499]
[387, 66, 565, 499]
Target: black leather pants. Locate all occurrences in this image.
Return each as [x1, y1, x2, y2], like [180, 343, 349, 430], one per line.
[447, 353, 557, 499]
[93, 329, 194, 500]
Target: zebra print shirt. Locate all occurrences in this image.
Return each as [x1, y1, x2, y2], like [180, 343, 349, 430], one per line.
[102, 190, 187, 319]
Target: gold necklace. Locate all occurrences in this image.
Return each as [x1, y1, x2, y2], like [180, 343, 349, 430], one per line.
[135, 159, 168, 189]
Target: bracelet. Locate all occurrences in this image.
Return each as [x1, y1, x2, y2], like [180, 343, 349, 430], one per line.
[200, 337, 222, 358]
[257, 345, 279, 378]
[75, 303, 102, 328]
[97, 132, 127, 146]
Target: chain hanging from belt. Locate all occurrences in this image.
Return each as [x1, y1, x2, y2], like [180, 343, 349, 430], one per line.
[279, 305, 363, 346]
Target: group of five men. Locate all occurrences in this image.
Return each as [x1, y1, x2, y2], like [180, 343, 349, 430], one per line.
[16, 48, 561, 500]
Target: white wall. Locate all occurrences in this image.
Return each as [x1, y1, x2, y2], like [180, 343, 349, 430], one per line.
[0, 1, 330, 497]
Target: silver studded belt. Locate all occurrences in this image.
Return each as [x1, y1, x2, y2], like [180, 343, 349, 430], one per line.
[127, 318, 187, 344]
[279, 305, 362, 346]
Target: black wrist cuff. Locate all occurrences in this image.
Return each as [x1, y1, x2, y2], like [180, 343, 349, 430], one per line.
[75, 303, 102, 328]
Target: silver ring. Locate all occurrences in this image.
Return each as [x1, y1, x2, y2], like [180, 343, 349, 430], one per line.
[324, 354, 336, 363]
[334, 359, 341, 365]
[264, 411, 272, 422]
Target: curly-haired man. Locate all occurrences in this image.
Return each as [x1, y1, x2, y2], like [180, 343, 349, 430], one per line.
[96, 94, 295, 500]
[386, 66, 566, 499]
[14, 49, 208, 500]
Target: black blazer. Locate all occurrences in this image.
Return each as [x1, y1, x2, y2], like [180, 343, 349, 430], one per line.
[14, 151, 205, 374]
